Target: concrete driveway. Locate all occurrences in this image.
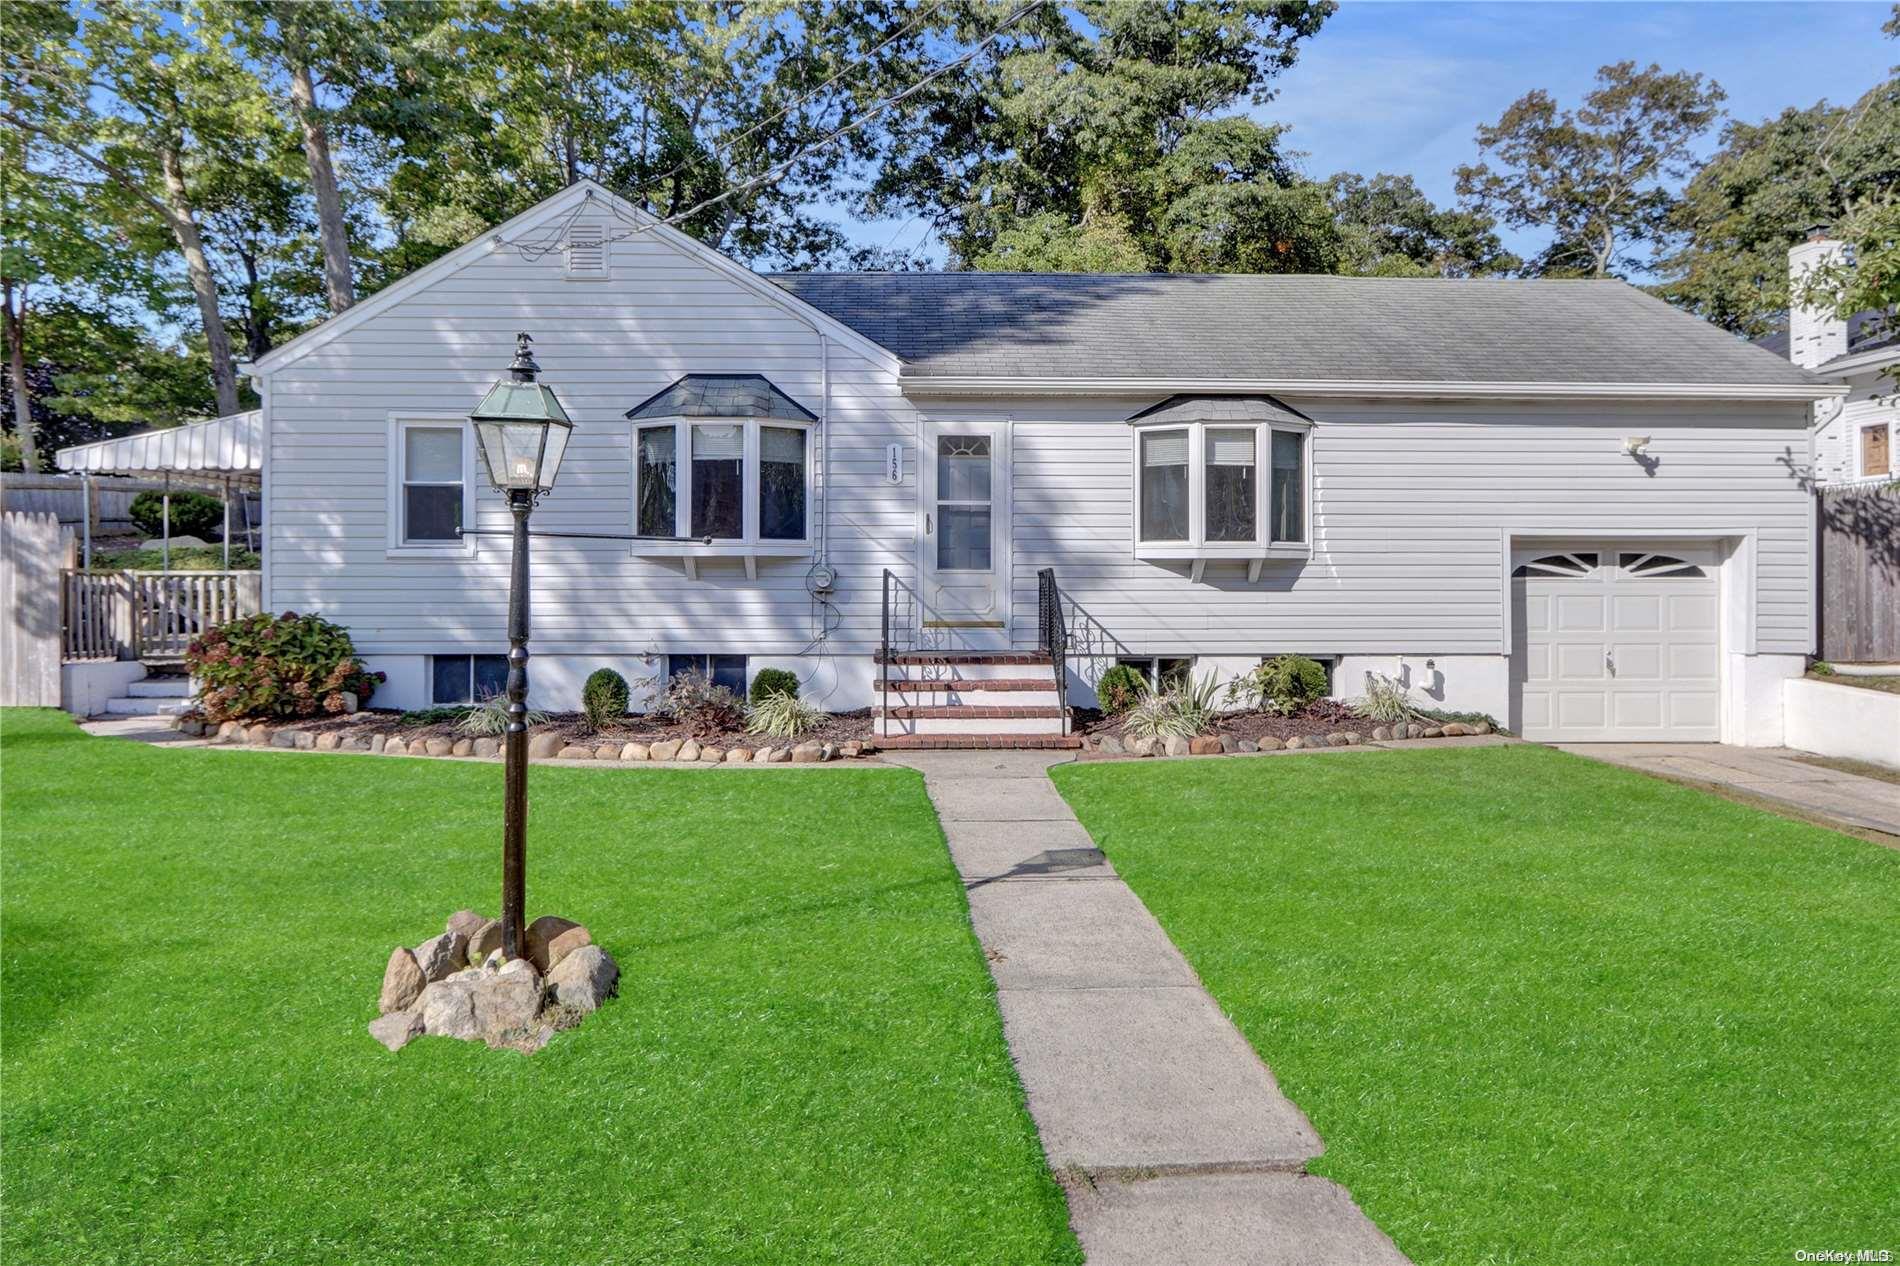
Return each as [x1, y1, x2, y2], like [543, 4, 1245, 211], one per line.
[1556, 743, 1900, 840]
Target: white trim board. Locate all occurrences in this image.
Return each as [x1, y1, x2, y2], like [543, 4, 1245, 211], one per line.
[899, 376, 1844, 404]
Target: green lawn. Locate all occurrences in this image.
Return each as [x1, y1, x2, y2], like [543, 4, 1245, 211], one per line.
[1, 710, 1078, 1265]
[1052, 745, 1899, 1266]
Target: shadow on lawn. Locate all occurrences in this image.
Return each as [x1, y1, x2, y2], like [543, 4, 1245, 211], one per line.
[0, 914, 123, 1059]
[620, 876, 953, 953]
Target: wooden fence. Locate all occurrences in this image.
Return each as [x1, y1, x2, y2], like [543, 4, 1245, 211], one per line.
[127, 570, 261, 660]
[2, 512, 67, 705]
[1817, 481, 1900, 663]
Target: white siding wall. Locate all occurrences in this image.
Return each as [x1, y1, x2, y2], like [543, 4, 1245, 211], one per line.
[987, 397, 1810, 656]
[1813, 368, 1898, 485]
[264, 209, 918, 709]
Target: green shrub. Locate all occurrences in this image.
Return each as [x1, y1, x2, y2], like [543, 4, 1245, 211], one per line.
[130, 489, 225, 539]
[582, 668, 631, 730]
[187, 610, 382, 723]
[746, 690, 825, 738]
[1351, 672, 1415, 724]
[1121, 672, 1221, 740]
[1235, 655, 1330, 715]
[749, 667, 800, 704]
[1095, 664, 1147, 715]
[89, 546, 260, 573]
[458, 694, 550, 736]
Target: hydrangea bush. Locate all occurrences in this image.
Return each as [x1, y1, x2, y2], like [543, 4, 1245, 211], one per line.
[187, 611, 384, 722]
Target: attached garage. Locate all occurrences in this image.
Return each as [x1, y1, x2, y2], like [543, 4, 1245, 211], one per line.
[1513, 544, 1721, 742]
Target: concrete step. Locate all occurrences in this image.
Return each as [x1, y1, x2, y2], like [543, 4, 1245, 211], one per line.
[103, 695, 194, 717]
[127, 678, 194, 698]
[873, 733, 1084, 750]
[878, 683, 1064, 709]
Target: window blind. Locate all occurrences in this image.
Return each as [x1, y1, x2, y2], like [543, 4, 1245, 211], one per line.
[1206, 429, 1255, 465]
[1142, 430, 1189, 466]
[761, 426, 805, 463]
[693, 425, 744, 459]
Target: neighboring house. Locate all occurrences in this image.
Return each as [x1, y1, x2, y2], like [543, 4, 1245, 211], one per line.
[1756, 228, 1898, 486]
[239, 181, 1838, 747]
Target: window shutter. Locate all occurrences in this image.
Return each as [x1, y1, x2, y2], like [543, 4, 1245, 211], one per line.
[1864, 425, 1891, 476]
[564, 223, 608, 280]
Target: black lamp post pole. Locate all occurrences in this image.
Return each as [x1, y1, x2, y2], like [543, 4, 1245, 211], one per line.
[500, 486, 534, 962]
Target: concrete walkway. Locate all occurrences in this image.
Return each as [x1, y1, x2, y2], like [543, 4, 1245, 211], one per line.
[1558, 743, 1900, 839]
[886, 750, 1408, 1266]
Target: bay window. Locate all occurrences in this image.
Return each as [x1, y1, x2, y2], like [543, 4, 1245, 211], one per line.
[629, 417, 814, 576]
[635, 424, 676, 538]
[691, 424, 745, 539]
[760, 426, 807, 540]
[1129, 399, 1312, 578]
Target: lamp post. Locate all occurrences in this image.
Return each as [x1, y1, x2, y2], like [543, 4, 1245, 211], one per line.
[469, 332, 573, 962]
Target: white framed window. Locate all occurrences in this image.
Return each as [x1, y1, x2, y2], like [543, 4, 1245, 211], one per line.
[387, 415, 475, 554]
[1131, 416, 1311, 576]
[630, 417, 815, 576]
[1860, 422, 1892, 479]
[1116, 655, 1195, 690]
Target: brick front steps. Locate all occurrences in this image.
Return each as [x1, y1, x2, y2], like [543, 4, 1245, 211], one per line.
[882, 705, 1069, 720]
[874, 678, 1054, 692]
[874, 651, 1053, 666]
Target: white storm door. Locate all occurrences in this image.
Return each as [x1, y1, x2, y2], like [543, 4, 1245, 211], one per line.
[921, 420, 1008, 642]
[1515, 544, 1720, 742]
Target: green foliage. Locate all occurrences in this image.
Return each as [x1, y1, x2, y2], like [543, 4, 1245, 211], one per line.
[398, 705, 470, 728]
[1231, 655, 1330, 716]
[662, 667, 745, 738]
[1351, 672, 1416, 724]
[1095, 664, 1147, 716]
[186, 610, 382, 722]
[1329, 173, 1519, 278]
[457, 694, 549, 737]
[1456, 61, 1726, 277]
[748, 667, 800, 704]
[0, 710, 1080, 1264]
[87, 546, 259, 573]
[1121, 671, 1221, 740]
[130, 490, 225, 539]
[581, 668, 631, 730]
[872, 0, 1337, 273]
[745, 690, 825, 739]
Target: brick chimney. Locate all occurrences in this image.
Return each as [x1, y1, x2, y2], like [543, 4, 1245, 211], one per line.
[1787, 226, 1850, 369]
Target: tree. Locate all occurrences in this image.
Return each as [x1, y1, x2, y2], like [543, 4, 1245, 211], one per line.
[1456, 62, 1726, 278]
[868, 0, 1336, 272]
[1327, 173, 1518, 278]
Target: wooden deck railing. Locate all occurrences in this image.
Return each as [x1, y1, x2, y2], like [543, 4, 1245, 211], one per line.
[60, 569, 261, 661]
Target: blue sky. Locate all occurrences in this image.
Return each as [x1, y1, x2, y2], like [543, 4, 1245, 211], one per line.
[848, 0, 1896, 265]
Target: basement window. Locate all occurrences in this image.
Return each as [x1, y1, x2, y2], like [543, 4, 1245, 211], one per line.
[433, 654, 508, 705]
[666, 653, 747, 696]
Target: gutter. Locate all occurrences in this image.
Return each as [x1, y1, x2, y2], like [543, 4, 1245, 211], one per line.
[896, 376, 1847, 403]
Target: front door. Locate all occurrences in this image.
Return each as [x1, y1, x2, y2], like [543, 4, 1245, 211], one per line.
[920, 419, 1009, 645]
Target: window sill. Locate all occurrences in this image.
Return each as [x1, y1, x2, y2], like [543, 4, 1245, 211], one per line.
[1135, 540, 1312, 581]
[632, 539, 813, 579]
[386, 542, 476, 560]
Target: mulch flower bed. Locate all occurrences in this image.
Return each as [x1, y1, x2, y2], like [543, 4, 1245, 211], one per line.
[1073, 700, 1496, 759]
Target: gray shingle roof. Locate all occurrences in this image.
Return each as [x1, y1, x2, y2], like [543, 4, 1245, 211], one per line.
[1128, 394, 1312, 425]
[1752, 309, 1897, 364]
[769, 273, 1817, 387]
[625, 373, 816, 421]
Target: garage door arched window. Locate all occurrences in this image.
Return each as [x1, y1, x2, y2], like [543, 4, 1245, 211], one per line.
[1512, 552, 1598, 578]
[1619, 552, 1705, 578]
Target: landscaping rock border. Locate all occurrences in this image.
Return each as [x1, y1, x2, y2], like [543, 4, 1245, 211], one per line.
[179, 715, 871, 763]
[1080, 719, 1496, 760]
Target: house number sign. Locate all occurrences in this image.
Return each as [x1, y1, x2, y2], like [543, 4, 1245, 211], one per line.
[885, 443, 903, 484]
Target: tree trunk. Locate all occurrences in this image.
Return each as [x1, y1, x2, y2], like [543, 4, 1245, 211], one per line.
[2, 279, 40, 472]
[158, 144, 241, 415]
[289, 59, 355, 313]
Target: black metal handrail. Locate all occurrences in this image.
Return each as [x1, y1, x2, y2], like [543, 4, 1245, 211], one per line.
[880, 568, 893, 738]
[1036, 567, 1070, 731]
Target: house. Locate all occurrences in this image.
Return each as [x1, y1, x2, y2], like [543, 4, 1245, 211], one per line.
[1755, 227, 1897, 486]
[240, 181, 1839, 747]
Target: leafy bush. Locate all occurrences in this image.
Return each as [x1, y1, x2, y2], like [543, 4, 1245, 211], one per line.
[582, 668, 630, 730]
[749, 667, 800, 704]
[89, 546, 260, 573]
[1231, 655, 1330, 715]
[1121, 672, 1221, 741]
[746, 690, 825, 738]
[399, 706, 471, 727]
[457, 692, 550, 736]
[1352, 672, 1416, 724]
[663, 668, 745, 737]
[131, 489, 225, 539]
[1095, 664, 1146, 716]
[187, 610, 383, 723]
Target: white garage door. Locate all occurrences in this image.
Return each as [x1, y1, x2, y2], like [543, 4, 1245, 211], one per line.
[1514, 545, 1720, 742]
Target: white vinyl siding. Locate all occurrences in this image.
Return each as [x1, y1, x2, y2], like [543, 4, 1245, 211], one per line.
[266, 208, 916, 670]
[1001, 398, 1811, 657]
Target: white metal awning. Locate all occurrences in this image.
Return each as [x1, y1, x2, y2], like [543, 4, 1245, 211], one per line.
[55, 411, 262, 482]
